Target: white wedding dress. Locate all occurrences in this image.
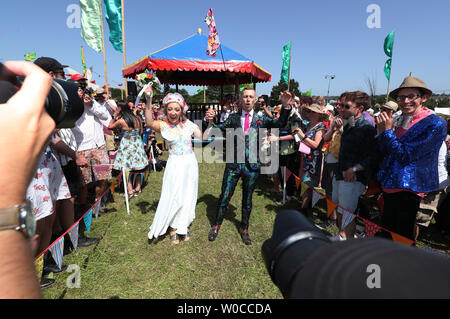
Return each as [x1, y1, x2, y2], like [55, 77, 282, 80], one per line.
[148, 120, 199, 238]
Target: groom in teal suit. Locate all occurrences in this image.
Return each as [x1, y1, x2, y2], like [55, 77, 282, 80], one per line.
[205, 88, 293, 245]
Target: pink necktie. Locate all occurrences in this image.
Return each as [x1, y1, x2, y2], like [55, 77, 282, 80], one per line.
[244, 113, 250, 135]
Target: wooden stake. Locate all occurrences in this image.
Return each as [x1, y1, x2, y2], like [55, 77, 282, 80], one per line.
[121, 0, 128, 99]
[99, 0, 110, 97]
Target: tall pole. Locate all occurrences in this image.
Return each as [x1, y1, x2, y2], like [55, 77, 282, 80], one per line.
[99, 0, 110, 97]
[121, 0, 128, 99]
[325, 75, 335, 103]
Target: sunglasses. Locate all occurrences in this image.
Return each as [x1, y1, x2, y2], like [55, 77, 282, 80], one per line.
[396, 94, 422, 102]
[272, 112, 279, 115]
[342, 104, 353, 109]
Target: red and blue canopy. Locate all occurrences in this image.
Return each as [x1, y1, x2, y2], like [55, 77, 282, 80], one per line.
[122, 32, 271, 86]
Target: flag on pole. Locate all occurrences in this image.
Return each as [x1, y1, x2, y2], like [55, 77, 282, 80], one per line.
[281, 41, 291, 85]
[195, 87, 206, 95]
[205, 8, 220, 57]
[383, 30, 395, 81]
[49, 237, 65, 270]
[239, 83, 252, 92]
[24, 52, 36, 61]
[81, 47, 87, 77]
[79, 0, 103, 53]
[104, 0, 123, 52]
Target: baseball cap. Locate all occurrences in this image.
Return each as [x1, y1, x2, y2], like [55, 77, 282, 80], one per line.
[34, 57, 68, 73]
[70, 74, 87, 81]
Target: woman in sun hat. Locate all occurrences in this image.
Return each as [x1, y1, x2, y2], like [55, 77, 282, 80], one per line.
[293, 103, 328, 214]
[375, 73, 447, 241]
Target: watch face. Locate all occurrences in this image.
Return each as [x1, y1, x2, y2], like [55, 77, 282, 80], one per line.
[20, 201, 36, 238]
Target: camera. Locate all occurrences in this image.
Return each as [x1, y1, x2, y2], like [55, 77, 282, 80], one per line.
[0, 63, 84, 128]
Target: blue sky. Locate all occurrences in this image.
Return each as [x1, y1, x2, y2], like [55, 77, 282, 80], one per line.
[1, 0, 450, 97]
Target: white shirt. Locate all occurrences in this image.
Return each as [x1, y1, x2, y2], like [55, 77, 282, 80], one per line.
[55, 129, 78, 166]
[71, 100, 112, 151]
[241, 109, 254, 132]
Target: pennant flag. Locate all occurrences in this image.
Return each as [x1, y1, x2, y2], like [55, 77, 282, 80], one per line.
[79, 0, 103, 53]
[205, 8, 220, 57]
[68, 223, 79, 250]
[384, 58, 392, 81]
[24, 52, 36, 62]
[83, 209, 93, 234]
[311, 191, 321, 208]
[294, 176, 301, 190]
[281, 41, 291, 84]
[326, 199, 337, 218]
[118, 83, 122, 86]
[364, 219, 381, 237]
[384, 30, 395, 58]
[195, 87, 206, 95]
[91, 80, 96, 84]
[103, 0, 123, 52]
[284, 168, 292, 183]
[391, 233, 414, 246]
[339, 207, 356, 231]
[300, 182, 308, 197]
[49, 237, 64, 270]
[34, 255, 44, 283]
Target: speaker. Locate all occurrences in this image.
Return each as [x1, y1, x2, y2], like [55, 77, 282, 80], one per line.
[127, 81, 137, 97]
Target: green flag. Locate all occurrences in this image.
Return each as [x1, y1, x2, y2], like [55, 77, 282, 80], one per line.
[239, 83, 252, 92]
[302, 89, 312, 97]
[24, 52, 36, 61]
[104, 0, 123, 53]
[384, 30, 395, 58]
[281, 41, 291, 84]
[195, 87, 206, 95]
[79, 0, 103, 53]
[384, 58, 392, 81]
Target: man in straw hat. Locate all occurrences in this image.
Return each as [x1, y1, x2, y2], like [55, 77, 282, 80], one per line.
[375, 73, 447, 241]
[330, 91, 378, 241]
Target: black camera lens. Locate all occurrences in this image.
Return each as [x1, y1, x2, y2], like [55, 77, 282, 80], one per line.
[0, 66, 84, 129]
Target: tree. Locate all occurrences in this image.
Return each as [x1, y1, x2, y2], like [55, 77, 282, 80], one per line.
[269, 79, 301, 106]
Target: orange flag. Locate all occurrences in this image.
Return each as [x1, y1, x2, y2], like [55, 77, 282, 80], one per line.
[294, 176, 301, 190]
[391, 233, 415, 246]
[326, 199, 337, 218]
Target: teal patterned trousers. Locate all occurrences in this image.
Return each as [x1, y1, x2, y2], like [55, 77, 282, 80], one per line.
[215, 164, 259, 230]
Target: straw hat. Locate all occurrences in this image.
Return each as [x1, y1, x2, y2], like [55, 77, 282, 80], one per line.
[302, 103, 329, 122]
[390, 72, 432, 99]
[382, 101, 399, 112]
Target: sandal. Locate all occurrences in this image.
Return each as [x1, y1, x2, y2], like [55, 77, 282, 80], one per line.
[170, 233, 179, 244]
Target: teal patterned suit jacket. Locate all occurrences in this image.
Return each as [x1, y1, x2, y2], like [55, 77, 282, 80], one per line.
[212, 107, 290, 171]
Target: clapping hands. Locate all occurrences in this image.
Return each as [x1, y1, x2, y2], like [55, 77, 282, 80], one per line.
[205, 108, 216, 123]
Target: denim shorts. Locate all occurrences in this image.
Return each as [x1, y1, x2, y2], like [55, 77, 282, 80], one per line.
[332, 177, 366, 214]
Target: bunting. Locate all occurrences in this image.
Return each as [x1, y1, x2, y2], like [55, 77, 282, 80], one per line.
[34, 255, 44, 283]
[68, 223, 79, 250]
[84, 209, 93, 234]
[311, 191, 321, 208]
[326, 199, 337, 218]
[364, 219, 381, 237]
[49, 237, 64, 270]
[339, 207, 356, 231]
[391, 233, 414, 246]
[300, 183, 308, 197]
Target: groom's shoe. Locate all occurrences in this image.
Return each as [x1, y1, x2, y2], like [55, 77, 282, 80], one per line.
[208, 225, 220, 242]
[240, 228, 252, 246]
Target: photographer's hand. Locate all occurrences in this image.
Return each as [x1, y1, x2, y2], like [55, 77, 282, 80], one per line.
[0, 61, 54, 299]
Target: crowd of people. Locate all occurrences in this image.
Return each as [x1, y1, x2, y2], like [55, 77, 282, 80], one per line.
[0, 57, 449, 298]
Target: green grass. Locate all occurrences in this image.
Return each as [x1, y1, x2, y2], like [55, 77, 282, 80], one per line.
[41, 151, 450, 299]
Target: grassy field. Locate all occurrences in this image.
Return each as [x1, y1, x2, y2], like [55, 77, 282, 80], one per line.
[42, 151, 450, 299]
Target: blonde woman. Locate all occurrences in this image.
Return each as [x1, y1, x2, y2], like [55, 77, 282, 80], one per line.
[144, 87, 208, 244]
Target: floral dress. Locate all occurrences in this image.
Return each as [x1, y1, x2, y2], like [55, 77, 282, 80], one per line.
[301, 122, 327, 187]
[113, 129, 148, 171]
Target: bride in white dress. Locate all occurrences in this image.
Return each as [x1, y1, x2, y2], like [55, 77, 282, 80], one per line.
[144, 88, 209, 244]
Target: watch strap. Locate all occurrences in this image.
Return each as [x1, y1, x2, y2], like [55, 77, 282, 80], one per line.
[0, 207, 20, 231]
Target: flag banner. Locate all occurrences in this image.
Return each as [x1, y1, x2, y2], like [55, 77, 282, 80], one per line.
[49, 237, 65, 270]
[84, 209, 93, 234]
[81, 47, 87, 76]
[300, 182, 308, 197]
[326, 199, 337, 218]
[302, 89, 312, 96]
[364, 219, 381, 237]
[311, 190, 321, 208]
[34, 254, 44, 283]
[294, 176, 301, 190]
[94, 201, 101, 220]
[338, 207, 355, 231]
[281, 41, 291, 84]
[68, 223, 79, 250]
[104, 0, 123, 52]
[391, 233, 414, 246]
[384, 30, 395, 58]
[384, 58, 392, 81]
[205, 8, 220, 57]
[239, 83, 252, 92]
[284, 168, 292, 182]
[195, 87, 206, 95]
[24, 52, 36, 61]
[79, 0, 103, 53]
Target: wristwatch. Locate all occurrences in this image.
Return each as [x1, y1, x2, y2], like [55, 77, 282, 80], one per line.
[0, 200, 36, 238]
[351, 166, 358, 172]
